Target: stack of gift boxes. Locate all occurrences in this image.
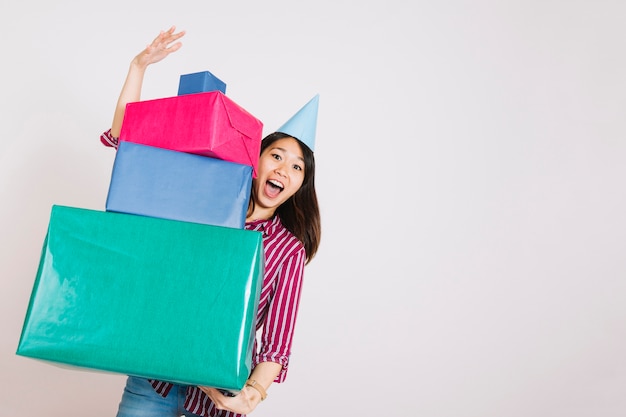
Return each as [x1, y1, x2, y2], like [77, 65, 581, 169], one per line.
[17, 71, 266, 392]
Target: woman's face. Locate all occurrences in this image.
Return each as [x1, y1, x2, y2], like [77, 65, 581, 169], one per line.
[251, 137, 305, 220]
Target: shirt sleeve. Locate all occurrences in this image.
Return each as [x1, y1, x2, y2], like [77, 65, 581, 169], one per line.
[254, 245, 306, 383]
[100, 129, 119, 149]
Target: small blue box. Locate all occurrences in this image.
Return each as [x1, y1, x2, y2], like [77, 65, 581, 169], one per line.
[178, 70, 227, 95]
[106, 141, 252, 228]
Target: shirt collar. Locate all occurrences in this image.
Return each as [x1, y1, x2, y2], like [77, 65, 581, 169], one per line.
[245, 215, 282, 237]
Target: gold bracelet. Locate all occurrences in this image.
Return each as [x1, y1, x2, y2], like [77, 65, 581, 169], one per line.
[245, 379, 267, 401]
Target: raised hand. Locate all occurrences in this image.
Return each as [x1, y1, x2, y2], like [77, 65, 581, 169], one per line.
[109, 25, 186, 138]
[132, 26, 186, 69]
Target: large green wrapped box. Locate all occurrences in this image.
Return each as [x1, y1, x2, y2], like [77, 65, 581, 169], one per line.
[17, 205, 263, 390]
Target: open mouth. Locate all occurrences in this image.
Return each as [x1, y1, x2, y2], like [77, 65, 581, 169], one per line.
[265, 179, 284, 198]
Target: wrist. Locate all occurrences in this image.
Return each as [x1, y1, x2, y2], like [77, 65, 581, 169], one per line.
[245, 379, 267, 401]
[129, 52, 152, 71]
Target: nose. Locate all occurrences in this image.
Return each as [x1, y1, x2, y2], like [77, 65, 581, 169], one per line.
[274, 163, 287, 177]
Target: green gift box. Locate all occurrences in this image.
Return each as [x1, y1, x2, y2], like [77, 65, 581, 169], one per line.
[17, 205, 263, 390]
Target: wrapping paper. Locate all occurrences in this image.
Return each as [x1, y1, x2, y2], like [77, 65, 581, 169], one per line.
[120, 91, 263, 177]
[178, 70, 227, 95]
[106, 141, 252, 229]
[17, 205, 264, 390]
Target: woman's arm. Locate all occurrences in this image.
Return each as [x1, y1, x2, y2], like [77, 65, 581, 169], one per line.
[109, 26, 185, 138]
[199, 361, 282, 414]
[200, 245, 307, 414]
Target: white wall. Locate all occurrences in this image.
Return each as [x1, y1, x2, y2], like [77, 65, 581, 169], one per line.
[2, 1, 626, 416]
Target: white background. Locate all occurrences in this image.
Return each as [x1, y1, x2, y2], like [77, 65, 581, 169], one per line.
[2, 1, 626, 416]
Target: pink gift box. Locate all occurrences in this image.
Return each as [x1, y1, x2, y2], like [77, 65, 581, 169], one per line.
[120, 91, 263, 177]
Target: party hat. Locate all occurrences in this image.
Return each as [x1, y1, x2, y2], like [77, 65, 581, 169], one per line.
[276, 94, 319, 151]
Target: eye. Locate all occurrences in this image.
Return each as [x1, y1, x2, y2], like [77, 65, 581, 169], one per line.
[271, 153, 282, 161]
[292, 164, 303, 172]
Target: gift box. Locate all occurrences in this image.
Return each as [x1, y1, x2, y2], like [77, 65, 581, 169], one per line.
[120, 91, 263, 177]
[17, 205, 264, 390]
[106, 141, 252, 229]
[178, 70, 227, 95]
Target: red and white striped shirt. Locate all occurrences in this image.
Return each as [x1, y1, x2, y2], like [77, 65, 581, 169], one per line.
[101, 130, 306, 417]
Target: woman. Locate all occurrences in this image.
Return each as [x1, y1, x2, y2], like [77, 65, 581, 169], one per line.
[101, 26, 321, 417]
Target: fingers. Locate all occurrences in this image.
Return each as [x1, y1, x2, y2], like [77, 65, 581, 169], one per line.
[139, 27, 184, 64]
[158, 26, 186, 43]
[199, 387, 227, 409]
[149, 27, 185, 51]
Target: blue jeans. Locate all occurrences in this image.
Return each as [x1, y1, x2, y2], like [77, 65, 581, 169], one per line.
[116, 376, 204, 417]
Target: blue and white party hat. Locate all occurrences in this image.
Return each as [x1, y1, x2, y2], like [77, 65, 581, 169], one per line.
[276, 94, 319, 151]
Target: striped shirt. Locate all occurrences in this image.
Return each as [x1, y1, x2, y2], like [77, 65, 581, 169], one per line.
[101, 129, 306, 417]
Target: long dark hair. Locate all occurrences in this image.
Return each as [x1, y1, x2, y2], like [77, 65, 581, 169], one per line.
[248, 132, 321, 263]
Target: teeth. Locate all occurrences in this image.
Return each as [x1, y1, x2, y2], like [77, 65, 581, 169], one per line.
[268, 179, 284, 189]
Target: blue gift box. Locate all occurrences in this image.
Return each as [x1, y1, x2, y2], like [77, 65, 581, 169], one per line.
[178, 70, 227, 95]
[106, 141, 252, 228]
